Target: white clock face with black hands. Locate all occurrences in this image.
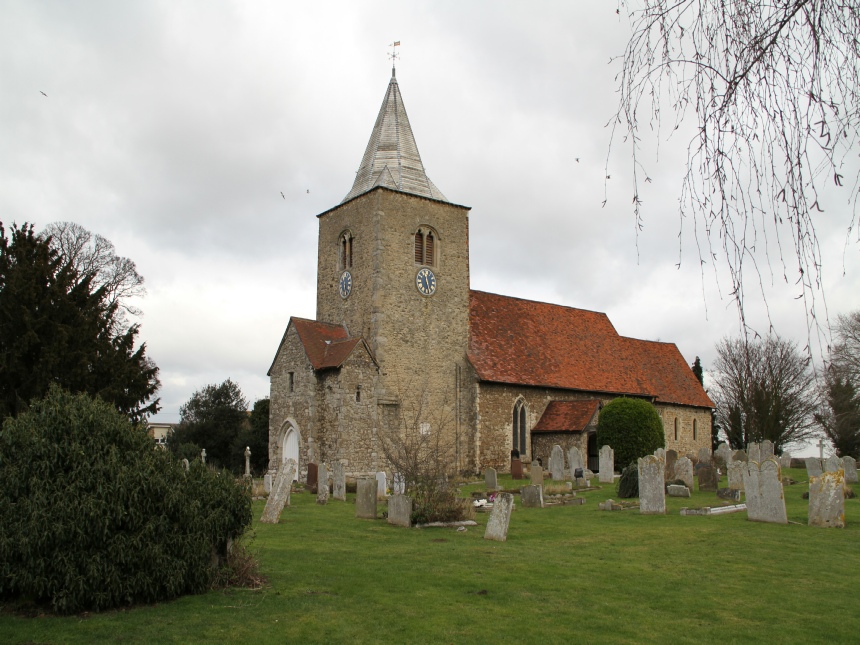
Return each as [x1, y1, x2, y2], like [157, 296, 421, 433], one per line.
[339, 271, 352, 299]
[416, 268, 436, 296]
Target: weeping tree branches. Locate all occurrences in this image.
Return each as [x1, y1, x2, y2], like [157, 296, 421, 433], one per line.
[612, 1, 860, 334]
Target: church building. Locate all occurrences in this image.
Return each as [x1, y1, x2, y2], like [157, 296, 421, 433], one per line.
[267, 69, 714, 481]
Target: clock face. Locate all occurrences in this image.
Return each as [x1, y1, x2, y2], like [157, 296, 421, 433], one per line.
[339, 271, 352, 299]
[415, 268, 437, 296]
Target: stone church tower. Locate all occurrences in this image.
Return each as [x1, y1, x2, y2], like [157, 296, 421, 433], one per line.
[268, 69, 475, 480]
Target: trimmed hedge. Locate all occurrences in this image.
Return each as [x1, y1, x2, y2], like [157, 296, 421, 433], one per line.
[0, 387, 251, 614]
[598, 397, 665, 470]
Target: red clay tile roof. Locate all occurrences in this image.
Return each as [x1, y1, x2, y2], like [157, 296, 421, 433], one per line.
[274, 317, 371, 372]
[468, 291, 714, 409]
[532, 400, 600, 433]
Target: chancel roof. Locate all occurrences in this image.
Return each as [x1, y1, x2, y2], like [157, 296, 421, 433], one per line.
[342, 69, 447, 203]
[468, 291, 715, 409]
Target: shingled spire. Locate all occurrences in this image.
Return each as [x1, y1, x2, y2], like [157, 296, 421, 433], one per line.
[342, 68, 447, 203]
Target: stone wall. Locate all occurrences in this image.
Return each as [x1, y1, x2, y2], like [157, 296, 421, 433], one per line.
[660, 404, 712, 457]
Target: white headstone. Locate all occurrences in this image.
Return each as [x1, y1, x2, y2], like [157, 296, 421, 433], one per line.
[484, 493, 514, 542]
[743, 458, 787, 524]
[260, 459, 297, 523]
[778, 452, 792, 469]
[598, 445, 614, 483]
[263, 473, 272, 493]
[727, 461, 745, 491]
[376, 471, 388, 499]
[747, 443, 761, 463]
[638, 455, 666, 514]
[760, 440, 774, 460]
[842, 456, 858, 484]
[674, 456, 694, 489]
[568, 446, 584, 474]
[549, 445, 565, 481]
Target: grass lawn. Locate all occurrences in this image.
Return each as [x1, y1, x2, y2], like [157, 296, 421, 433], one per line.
[2, 467, 859, 644]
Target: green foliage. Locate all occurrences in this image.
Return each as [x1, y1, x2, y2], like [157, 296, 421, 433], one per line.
[616, 463, 639, 498]
[0, 386, 251, 614]
[170, 379, 249, 472]
[230, 397, 270, 475]
[691, 356, 704, 385]
[409, 483, 471, 525]
[0, 222, 159, 422]
[598, 397, 665, 469]
[816, 367, 860, 458]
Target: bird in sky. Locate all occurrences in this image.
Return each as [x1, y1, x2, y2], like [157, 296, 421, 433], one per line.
[40, 91, 47, 96]
[280, 191, 285, 200]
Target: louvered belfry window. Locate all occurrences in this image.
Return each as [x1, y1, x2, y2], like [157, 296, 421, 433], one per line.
[414, 231, 424, 264]
[340, 232, 353, 269]
[425, 232, 434, 266]
[414, 228, 437, 266]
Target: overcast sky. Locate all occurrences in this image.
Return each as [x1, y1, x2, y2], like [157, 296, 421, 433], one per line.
[3, 2, 858, 454]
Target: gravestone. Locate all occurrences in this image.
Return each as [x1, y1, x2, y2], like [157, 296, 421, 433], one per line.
[484, 492, 514, 542]
[667, 484, 691, 498]
[598, 445, 615, 483]
[511, 459, 524, 480]
[244, 446, 251, 476]
[485, 467, 498, 491]
[182, 458, 190, 471]
[727, 461, 745, 491]
[778, 452, 792, 469]
[549, 445, 565, 481]
[376, 471, 388, 499]
[748, 443, 761, 463]
[530, 461, 543, 486]
[825, 455, 843, 473]
[332, 462, 346, 501]
[665, 449, 678, 482]
[520, 484, 544, 508]
[260, 459, 297, 524]
[653, 448, 666, 465]
[760, 440, 775, 460]
[697, 447, 712, 465]
[674, 457, 694, 489]
[638, 455, 666, 514]
[568, 446, 584, 474]
[392, 473, 405, 495]
[715, 443, 732, 467]
[697, 464, 719, 492]
[808, 470, 846, 528]
[355, 478, 378, 519]
[743, 458, 787, 524]
[200, 448, 206, 465]
[306, 463, 318, 493]
[805, 457, 824, 478]
[387, 494, 413, 528]
[263, 473, 272, 493]
[732, 449, 748, 462]
[583, 469, 594, 486]
[843, 456, 858, 484]
[316, 463, 329, 505]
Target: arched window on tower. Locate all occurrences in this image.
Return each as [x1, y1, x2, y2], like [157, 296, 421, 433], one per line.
[693, 418, 698, 441]
[674, 417, 679, 442]
[512, 400, 528, 456]
[414, 227, 437, 266]
[340, 231, 353, 270]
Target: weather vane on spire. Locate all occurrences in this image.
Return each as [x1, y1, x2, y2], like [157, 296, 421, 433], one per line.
[389, 41, 400, 71]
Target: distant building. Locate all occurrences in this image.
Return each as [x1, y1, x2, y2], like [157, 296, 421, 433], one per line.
[268, 68, 714, 481]
[147, 422, 176, 449]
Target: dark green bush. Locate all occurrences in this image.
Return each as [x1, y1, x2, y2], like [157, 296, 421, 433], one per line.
[0, 386, 251, 614]
[616, 463, 639, 498]
[598, 398, 665, 469]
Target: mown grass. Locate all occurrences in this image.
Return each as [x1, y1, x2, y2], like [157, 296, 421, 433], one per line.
[2, 468, 859, 644]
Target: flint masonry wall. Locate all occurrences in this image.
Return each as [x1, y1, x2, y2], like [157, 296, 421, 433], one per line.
[660, 404, 712, 457]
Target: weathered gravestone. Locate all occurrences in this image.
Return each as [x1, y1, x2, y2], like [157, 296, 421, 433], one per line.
[182, 458, 190, 471]
[306, 462, 318, 493]
[485, 467, 498, 491]
[316, 463, 329, 505]
[727, 461, 745, 492]
[667, 484, 691, 498]
[568, 446, 584, 474]
[392, 472, 406, 495]
[260, 459, 297, 524]
[808, 470, 846, 528]
[521, 484, 544, 508]
[484, 492, 514, 542]
[653, 447, 666, 463]
[530, 461, 543, 486]
[778, 452, 792, 469]
[200, 448, 206, 465]
[748, 443, 761, 463]
[332, 462, 346, 501]
[665, 449, 678, 482]
[511, 459, 524, 480]
[598, 445, 615, 483]
[715, 443, 732, 467]
[583, 469, 595, 486]
[697, 464, 719, 492]
[244, 446, 251, 477]
[805, 457, 824, 478]
[843, 456, 858, 484]
[356, 478, 378, 519]
[549, 445, 565, 481]
[376, 471, 388, 499]
[263, 473, 272, 493]
[760, 440, 775, 461]
[638, 455, 666, 514]
[674, 457, 694, 489]
[698, 447, 712, 465]
[732, 449, 748, 463]
[387, 494, 413, 528]
[743, 458, 787, 524]
[825, 455, 843, 473]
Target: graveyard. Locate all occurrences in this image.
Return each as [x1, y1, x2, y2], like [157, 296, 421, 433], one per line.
[2, 461, 859, 644]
